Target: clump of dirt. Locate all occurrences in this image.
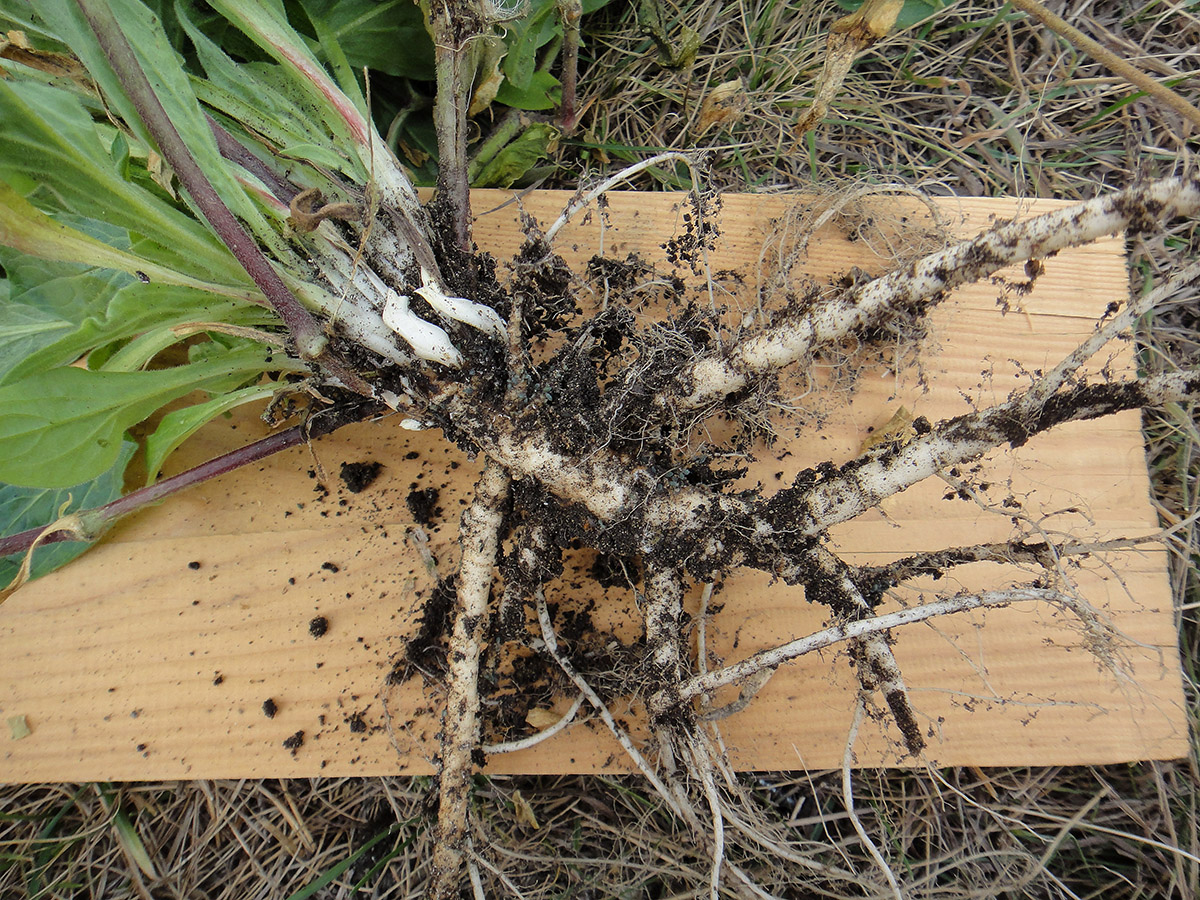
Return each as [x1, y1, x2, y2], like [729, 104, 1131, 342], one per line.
[393, 576, 457, 683]
[663, 192, 722, 274]
[509, 234, 579, 340]
[406, 487, 441, 526]
[339, 460, 383, 493]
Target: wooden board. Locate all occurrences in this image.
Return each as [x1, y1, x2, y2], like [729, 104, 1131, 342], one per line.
[0, 191, 1186, 782]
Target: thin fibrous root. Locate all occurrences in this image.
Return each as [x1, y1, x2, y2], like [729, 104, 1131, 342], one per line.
[430, 461, 511, 900]
[534, 589, 686, 819]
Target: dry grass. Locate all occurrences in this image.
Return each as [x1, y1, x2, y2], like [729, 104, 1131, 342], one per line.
[3, 1, 1199, 897]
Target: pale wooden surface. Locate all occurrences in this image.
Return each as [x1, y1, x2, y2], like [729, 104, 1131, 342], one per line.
[0, 190, 1186, 782]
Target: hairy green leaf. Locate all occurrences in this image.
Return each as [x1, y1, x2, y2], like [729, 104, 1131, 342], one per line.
[474, 123, 559, 188]
[501, 0, 559, 92]
[0, 181, 260, 302]
[205, 0, 374, 178]
[0, 439, 135, 585]
[0, 347, 279, 488]
[500, 0, 617, 93]
[0, 77, 237, 280]
[177, 3, 360, 181]
[37, 0, 272, 239]
[0, 240, 273, 386]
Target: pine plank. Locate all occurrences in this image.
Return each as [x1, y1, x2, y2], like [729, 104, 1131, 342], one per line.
[0, 191, 1185, 782]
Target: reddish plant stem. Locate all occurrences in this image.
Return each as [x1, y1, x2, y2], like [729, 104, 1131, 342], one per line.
[557, 0, 583, 133]
[429, 0, 475, 252]
[0, 405, 371, 559]
[206, 114, 300, 206]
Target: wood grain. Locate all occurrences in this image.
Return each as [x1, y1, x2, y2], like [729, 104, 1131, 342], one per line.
[0, 190, 1185, 782]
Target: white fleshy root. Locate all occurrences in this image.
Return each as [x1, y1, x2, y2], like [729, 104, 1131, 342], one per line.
[382, 288, 463, 366]
[415, 268, 506, 338]
[679, 175, 1200, 408]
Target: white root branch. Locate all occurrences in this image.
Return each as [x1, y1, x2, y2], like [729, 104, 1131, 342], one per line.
[809, 545, 922, 755]
[677, 588, 1080, 704]
[677, 174, 1200, 408]
[481, 692, 585, 754]
[430, 461, 511, 900]
[543, 151, 706, 244]
[791, 368, 1200, 539]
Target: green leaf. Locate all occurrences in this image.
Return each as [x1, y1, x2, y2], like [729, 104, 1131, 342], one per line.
[293, 0, 435, 81]
[498, 0, 619, 93]
[0, 238, 272, 386]
[638, 0, 700, 69]
[0, 180, 259, 302]
[0, 347, 278, 488]
[0, 254, 130, 384]
[37, 0, 271, 238]
[0, 439, 135, 585]
[177, 3, 360, 180]
[495, 70, 561, 111]
[474, 122, 559, 188]
[144, 383, 276, 481]
[0, 77, 238, 281]
[205, 0, 374, 177]
[501, 0, 559, 92]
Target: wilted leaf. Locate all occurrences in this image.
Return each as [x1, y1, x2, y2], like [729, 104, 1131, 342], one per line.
[835, 0, 944, 31]
[7, 715, 31, 740]
[511, 790, 539, 830]
[525, 707, 563, 729]
[467, 37, 507, 117]
[696, 78, 745, 134]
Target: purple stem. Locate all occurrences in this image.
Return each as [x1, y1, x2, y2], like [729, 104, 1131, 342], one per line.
[0, 406, 366, 559]
[206, 114, 301, 206]
[73, 0, 372, 395]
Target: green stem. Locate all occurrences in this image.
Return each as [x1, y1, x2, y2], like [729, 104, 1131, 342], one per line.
[466, 109, 524, 182]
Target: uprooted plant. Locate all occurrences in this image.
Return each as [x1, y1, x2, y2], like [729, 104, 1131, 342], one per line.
[1, 0, 1199, 896]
